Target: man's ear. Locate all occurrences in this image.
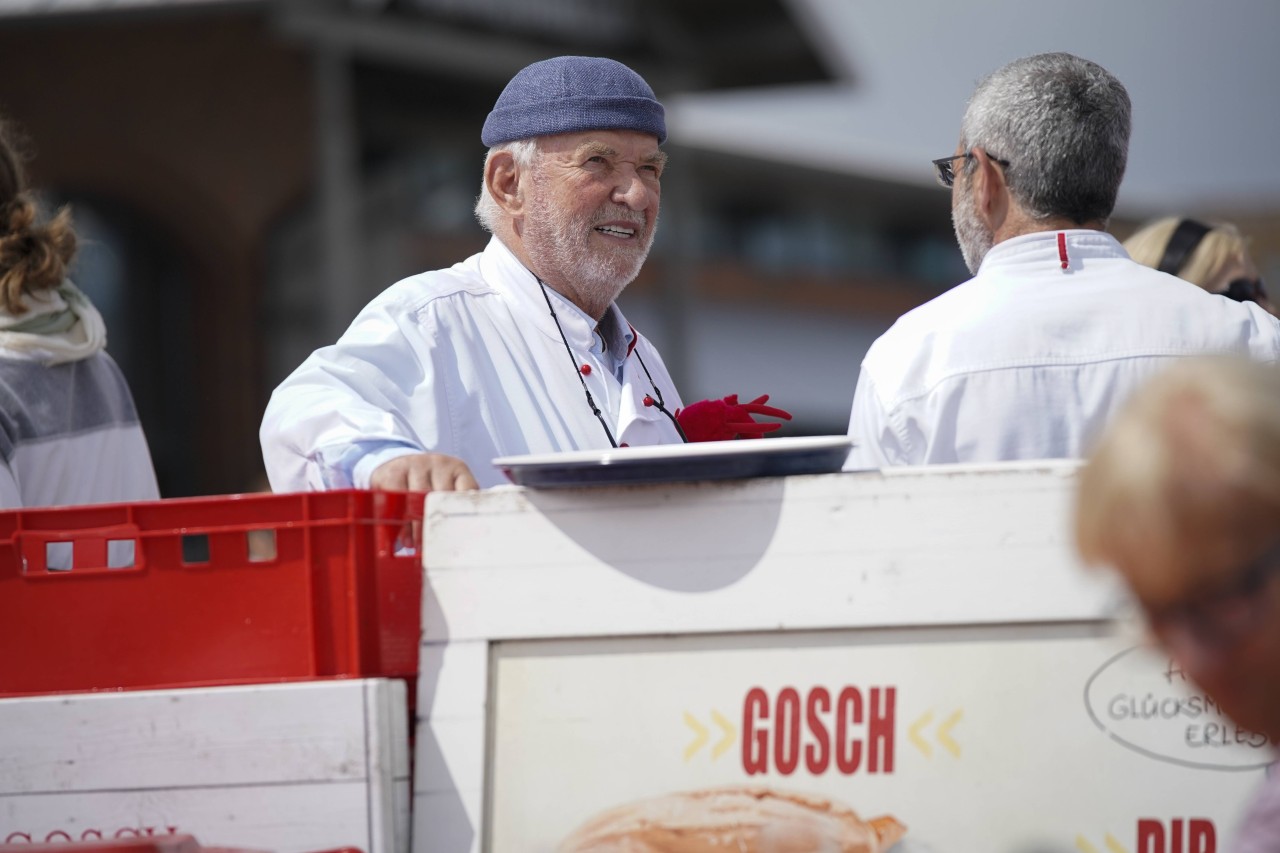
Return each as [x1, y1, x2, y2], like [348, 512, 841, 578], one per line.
[484, 150, 524, 217]
[971, 146, 1009, 233]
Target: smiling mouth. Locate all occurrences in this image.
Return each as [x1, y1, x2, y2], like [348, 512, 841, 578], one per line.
[594, 224, 638, 239]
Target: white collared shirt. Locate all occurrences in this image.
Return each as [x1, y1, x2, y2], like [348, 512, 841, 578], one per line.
[845, 230, 1280, 468]
[261, 237, 684, 490]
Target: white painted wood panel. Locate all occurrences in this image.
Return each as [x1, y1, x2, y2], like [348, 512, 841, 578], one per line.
[413, 641, 487, 853]
[0, 680, 409, 853]
[414, 463, 1132, 853]
[420, 463, 1112, 644]
[2, 784, 380, 851]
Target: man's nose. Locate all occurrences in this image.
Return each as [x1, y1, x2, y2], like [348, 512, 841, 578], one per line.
[612, 169, 653, 210]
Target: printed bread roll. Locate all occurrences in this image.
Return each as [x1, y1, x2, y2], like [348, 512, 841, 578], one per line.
[558, 786, 906, 853]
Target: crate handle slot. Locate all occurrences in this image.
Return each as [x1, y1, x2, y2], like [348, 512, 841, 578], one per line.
[247, 528, 277, 562]
[181, 534, 210, 565]
[15, 526, 145, 575]
[42, 539, 136, 571]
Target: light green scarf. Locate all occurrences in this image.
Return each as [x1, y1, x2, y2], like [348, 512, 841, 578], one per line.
[0, 281, 107, 364]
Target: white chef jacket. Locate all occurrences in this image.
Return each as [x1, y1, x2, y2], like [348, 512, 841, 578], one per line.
[845, 230, 1280, 468]
[261, 237, 685, 490]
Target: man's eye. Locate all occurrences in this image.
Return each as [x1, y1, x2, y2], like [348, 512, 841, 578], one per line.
[586, 155, 607, 164]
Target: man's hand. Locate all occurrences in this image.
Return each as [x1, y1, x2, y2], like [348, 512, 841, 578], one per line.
[370, 452, 480, 492]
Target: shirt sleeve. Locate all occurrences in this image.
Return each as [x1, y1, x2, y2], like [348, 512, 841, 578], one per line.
[260, 296, 448, 492]
[844, 368, 910, 470]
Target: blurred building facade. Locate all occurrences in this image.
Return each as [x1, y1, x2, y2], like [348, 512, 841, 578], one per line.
[0, 0, 1274, 496]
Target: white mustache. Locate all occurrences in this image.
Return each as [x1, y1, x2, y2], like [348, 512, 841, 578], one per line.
[590, 207, 646, 229]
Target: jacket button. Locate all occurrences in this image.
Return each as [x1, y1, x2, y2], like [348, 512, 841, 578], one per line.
[579, 364, 592, 376]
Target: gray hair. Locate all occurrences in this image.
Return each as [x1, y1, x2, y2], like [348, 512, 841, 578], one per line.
[960, 52, 1131, 226]
[474, 138, 540, 233]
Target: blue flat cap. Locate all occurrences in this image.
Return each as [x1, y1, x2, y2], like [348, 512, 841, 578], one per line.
[482, 56, 666, 146]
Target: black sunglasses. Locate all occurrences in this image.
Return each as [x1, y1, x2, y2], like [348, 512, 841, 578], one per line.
[1222, 277, 1268, 305]
[931, 150, 1011, 188]
[1158, 220, 1268, 306]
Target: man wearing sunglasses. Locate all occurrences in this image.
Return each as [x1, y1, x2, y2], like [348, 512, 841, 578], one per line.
[844, 53, 1280, 469]
[1077, 357, 1280, 853]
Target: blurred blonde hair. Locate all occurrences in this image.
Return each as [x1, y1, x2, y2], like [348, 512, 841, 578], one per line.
[1076, 357, 1280, 573]
[1123, 216, 1249, 292]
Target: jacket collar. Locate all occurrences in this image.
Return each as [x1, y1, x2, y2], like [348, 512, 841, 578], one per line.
[977, 229, 1127, 273]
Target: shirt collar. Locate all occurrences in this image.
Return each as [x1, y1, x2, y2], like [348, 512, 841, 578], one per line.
[594, 305, 635, 364]
[977, 229, 1127, 274]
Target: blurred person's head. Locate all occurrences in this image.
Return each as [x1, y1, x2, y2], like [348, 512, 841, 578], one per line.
[0, 120, 76, 316]
[1076, 357, 1280, 741]
[472, 56, 666, 320]
[943, 52, 1131, 273]
[1124, 217, 1273, 315]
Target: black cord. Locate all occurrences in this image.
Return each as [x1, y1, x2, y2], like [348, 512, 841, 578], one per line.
[538, 279, 618, 447]
[634, 349, 689, 443]
[536, 278, 688, 446]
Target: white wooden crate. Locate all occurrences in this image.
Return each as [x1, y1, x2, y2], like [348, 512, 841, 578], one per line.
[0, 678, 409, 853]
[413, 464, 1266, 853]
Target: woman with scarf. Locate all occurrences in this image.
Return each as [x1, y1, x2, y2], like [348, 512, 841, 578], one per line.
[0, 121, 158, 508]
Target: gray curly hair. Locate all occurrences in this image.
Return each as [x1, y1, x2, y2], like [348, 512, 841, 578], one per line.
[960, 53, 1131, 226]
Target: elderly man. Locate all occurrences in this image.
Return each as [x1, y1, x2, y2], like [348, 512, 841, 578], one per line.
[1076, 357, 1280, 852]
[844, 52, 1280, 468]
[262, 57, 783, 493]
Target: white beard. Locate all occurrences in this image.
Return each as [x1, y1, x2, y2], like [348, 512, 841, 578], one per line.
[952, 178, 994, 276]
[523, 177, 656, 316]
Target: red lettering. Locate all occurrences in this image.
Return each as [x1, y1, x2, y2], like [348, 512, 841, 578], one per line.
[740, 684, 896, 777]
[836, 686, 863, 774]
[742, 687, 769, 775]
[774, 687, 801, 775]
[868, 686, 896, 773]
[1189, 819, 1215, 853]
[1138, 818, 1216, 853]
[1138, 819, 1165, 853]
[804, 687, 831, 774]
[0, 827, 177, 846]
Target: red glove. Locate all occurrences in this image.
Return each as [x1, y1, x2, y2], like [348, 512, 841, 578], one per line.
[675, 394, 793, 442]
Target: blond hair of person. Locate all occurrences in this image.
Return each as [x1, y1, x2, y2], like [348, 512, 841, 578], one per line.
[1076, 356, 1280, 575]
[1124, 217, 1250, 292]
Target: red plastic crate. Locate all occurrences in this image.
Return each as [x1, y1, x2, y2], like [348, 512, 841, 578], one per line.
[0, 490, 424, 697]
